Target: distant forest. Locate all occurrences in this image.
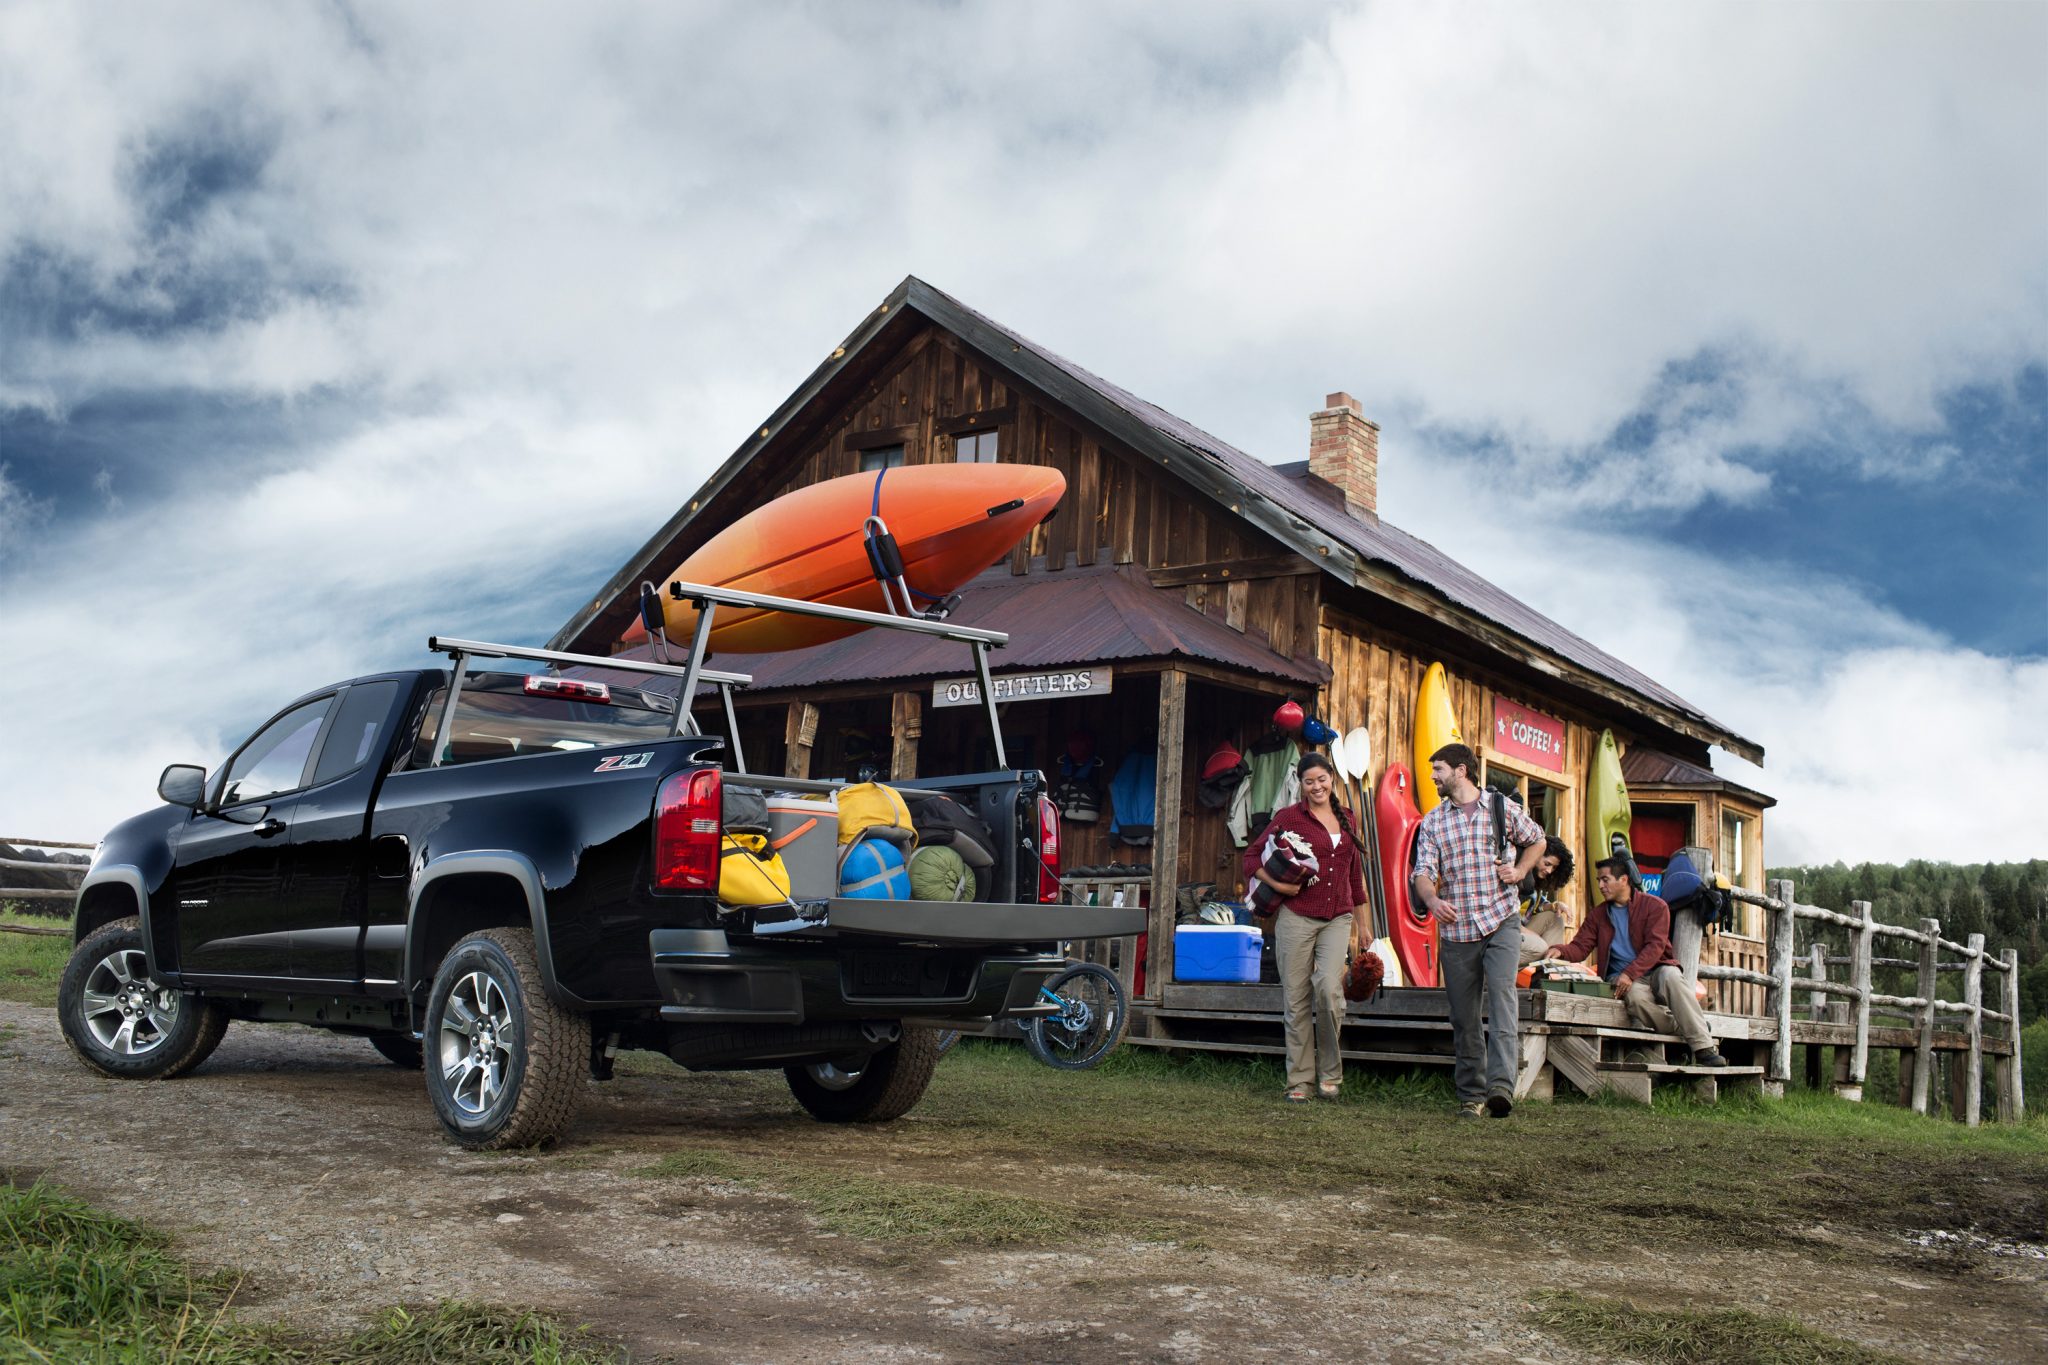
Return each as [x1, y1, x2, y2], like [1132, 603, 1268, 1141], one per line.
[1767, 860, 2048, 1025]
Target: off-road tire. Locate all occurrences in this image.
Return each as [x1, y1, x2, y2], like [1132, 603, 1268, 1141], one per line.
[368, 1031, 424, 1069]
[785, 1028, 941, 1123]
[422, 928, 588, 1150]
[58, 916, 228, 1079]
[1024, 962, 1129, 1071]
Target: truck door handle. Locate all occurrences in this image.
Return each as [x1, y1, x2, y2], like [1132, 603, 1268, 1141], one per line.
[254, 818, 288, 838]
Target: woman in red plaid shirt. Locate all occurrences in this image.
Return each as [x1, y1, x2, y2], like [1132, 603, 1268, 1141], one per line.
[1246, 753, 1371, 1103]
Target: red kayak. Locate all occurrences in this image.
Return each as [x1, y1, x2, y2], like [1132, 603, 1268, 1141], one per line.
[1376, 764, 1435, 988]
[623, 463, 1065, 654]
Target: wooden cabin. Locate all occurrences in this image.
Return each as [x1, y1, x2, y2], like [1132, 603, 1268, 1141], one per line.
[551, 275, 1774, 1038]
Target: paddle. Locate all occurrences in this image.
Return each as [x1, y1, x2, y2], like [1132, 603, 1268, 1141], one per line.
[1337, 727, 1385, 943]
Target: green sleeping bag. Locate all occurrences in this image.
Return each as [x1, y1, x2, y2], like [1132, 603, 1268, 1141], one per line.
[908, 844, 973, 902]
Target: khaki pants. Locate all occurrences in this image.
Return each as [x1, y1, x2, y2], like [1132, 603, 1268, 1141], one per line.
[1625, 964, 1713, 1052]
[1275, 908, 1351, 1087]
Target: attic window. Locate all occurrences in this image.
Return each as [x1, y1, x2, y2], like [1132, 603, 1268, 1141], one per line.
[859, 445, 905, 473]
[954, 429, 998, 463]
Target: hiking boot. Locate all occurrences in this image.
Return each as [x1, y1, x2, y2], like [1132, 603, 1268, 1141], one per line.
[1456, 1101, 1485, 1121]
[1485, 1090, 1514, 1119]
[1692, 1047, 1729, 1068]
[1621, 1047, 1657, 1067]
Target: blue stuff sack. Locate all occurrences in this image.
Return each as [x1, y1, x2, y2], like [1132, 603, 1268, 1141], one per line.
[839, 837, 910, 900]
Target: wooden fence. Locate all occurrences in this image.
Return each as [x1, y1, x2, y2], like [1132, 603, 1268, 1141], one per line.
[1701, 878, 2025, 1126]
[0, 837, 89, 911]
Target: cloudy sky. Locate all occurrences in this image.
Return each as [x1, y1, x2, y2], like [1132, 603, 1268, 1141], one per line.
[1, 2, 2042, 866]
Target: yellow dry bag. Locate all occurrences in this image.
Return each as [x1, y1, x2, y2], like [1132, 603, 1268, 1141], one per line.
[719, 833, 792, 906]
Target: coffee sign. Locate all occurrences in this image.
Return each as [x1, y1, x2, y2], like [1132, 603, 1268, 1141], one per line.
[1491, 697, 1565, 773]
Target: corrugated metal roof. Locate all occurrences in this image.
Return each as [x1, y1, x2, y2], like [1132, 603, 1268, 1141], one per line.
[610, 561, 1327, 695]
[915, 279, 1754, 758]
[1621, 746, 1775, 809]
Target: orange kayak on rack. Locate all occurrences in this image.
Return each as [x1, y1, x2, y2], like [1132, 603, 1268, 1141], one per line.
[622, 463, 1066, 654]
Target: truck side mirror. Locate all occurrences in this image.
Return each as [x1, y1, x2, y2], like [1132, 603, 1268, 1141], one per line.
[158, 765, 208, 809]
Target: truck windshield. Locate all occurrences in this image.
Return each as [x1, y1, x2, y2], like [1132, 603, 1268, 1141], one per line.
[413, 675, 673, 767]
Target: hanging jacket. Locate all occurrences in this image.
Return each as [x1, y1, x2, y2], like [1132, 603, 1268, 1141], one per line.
[1235, 735, 1300, 846]
[1108, 750, 1158, 844]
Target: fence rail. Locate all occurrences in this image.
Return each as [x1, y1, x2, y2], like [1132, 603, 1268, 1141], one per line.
[1704, 881, 2026, 1126]
[0, 836, 89, 913]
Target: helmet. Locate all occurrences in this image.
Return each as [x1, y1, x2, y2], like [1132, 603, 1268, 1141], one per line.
[1273, 700, 1305, 733]
[1200, 742, 1245, 782]
[1300, 717, 1338, 745]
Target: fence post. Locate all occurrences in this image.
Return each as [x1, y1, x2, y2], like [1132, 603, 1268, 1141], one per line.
[1963, 933, 1985, 1128]
[1804, 943, 1827, 1090]
[1765, 877, 1795, 1097]
[1911, 916, 1939, 1116]
[1843, 900, 1872, 1103]
[2000, 948, 2025, 1123]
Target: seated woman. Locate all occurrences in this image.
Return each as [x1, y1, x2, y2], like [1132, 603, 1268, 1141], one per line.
[1517, 836, 1573, 966]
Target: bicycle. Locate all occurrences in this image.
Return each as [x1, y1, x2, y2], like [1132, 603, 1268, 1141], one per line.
[1024, 960, 1129, 1070]
[930, 960, 1130, 1069]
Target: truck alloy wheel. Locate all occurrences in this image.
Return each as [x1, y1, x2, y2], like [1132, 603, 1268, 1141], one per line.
[58, 916, 228, 1080]
[421, 928, 588, 1150]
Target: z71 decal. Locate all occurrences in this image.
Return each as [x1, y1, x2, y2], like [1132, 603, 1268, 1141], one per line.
[593, 752, 653, 772]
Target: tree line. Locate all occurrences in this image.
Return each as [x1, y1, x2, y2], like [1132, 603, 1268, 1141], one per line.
[1767, 859, 2048, 1025]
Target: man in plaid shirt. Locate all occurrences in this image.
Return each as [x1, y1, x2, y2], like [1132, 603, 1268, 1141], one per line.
[1412, 742, 1547, 1119]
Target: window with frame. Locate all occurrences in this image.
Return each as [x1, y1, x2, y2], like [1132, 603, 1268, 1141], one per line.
[1480, 762, 1561, 835]
[954, 429, 997, 463]
[1721, 810, 1755, 933]
[221, 697, 334, 807]
[858, 445, 905, 473]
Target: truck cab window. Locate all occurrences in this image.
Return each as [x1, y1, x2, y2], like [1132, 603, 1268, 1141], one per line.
[221, 697, 334, 806]
[311, 681, 401, 786]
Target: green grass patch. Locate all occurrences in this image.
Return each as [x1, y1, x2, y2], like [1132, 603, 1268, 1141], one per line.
[0, 1181, 620, 1363]
[335, 1302, 617, 1364]
[631, 1135, 1188, 1249]
[782, 1170, 1175, 1248]
[1532, 1289, 1907, 1364]
[632, 1149, 759, 1184]
[0, 911, 69, 1007]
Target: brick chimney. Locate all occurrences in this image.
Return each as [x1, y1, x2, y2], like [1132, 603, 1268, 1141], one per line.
[1308, 392, 1379, 518]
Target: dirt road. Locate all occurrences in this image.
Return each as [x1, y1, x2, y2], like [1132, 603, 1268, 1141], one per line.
[1, 1000, 2037, 1362]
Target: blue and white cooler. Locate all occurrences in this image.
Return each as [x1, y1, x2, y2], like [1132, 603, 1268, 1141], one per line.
[1173, 924, 1262, 982]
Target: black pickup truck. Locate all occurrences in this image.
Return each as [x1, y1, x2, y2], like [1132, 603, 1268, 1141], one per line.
[61, 591, 1140, 1149]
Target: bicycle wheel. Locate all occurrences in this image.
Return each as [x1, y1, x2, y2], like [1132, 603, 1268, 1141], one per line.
[1024, 963, 1128, 1071]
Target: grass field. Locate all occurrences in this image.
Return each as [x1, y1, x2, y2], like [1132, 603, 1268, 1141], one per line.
[0, 1180, 621, 1364]
[0, 907, 68, 1008]
[6, 906, 2041, 1361]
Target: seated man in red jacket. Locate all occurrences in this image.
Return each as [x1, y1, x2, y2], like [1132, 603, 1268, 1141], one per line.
[1544, 858, 1727, 1067]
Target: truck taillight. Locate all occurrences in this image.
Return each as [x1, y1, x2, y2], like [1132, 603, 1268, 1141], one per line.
[1036, 793, 1061, 904]
[654, 769, 721, 891]
[525, 675, 611, 703]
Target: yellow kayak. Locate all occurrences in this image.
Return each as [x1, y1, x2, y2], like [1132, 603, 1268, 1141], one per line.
[1587, 728, 1632, 878]
[1412, 661, 1464, 813]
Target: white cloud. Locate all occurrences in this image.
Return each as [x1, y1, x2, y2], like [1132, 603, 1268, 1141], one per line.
[0, 3, 2041, 861]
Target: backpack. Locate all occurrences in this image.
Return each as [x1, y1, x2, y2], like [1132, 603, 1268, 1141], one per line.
[1658, 850, 1731, 935]
[906, 794, 996, 871]
[837, 782, 915, 847]
[723, 785, 770, 837]
[1052, 754, 1103, 823]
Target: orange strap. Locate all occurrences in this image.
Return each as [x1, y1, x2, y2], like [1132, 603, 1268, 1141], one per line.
[770, 817, 818, 850]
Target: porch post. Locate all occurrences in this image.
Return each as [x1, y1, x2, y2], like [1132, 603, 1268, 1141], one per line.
[1144, 670, 1188, 1001]
[784, 701, 818, 780]
[889, 691, 922, 781]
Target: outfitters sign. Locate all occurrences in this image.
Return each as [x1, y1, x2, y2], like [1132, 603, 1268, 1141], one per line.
[1491, 697, 1565, 773]
[932, 666, 1113, 709]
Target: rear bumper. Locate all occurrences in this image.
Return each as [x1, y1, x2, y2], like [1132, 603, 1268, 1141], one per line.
[649, 927, 1069, 1026]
